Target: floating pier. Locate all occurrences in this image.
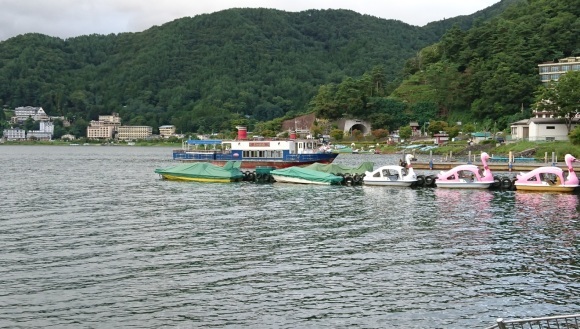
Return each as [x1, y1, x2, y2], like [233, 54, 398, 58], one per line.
[411, 161, 578, 172]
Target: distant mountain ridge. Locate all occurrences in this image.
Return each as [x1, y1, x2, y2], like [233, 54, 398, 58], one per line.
[0, 2, 512, 135]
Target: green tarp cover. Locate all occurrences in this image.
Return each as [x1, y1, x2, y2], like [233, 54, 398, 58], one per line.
[304, 162, 373, 175]
[155, 161, 243, 179]
[271, 167, 343, 184]
[332, 147, 352, 153]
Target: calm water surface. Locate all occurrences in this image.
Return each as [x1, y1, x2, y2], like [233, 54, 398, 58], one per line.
[1, 145, 579, 329]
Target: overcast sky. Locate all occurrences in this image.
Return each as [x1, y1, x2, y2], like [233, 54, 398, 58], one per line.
[0, 0, 500, 41]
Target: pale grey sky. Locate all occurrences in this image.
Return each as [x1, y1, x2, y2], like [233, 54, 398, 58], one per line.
[0, 0, 500, 41]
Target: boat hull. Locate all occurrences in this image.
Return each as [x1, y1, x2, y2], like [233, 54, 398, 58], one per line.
[435, 181, 492, 189]
[177, 158, 336, 169]
[159, 173, 237, 183]
[271, 175, 334, 185]
[363, 180, 415, 187]
[514, 183, 578, 192]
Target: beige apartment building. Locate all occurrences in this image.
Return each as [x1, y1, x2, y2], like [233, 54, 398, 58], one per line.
[87, 113, 122, 139]
[99, 113, 121, 124]
[87, 124, 116, 139]
[159, 125, 176, 138]
[117, 126, 152, 141]
[538, 56, 580, 83]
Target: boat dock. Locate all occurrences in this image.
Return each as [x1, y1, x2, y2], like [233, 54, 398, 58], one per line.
[412, 161, 580, 172]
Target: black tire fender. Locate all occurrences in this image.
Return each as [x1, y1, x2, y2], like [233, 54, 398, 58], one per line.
[501, 177, 512, 190]
[492, 176, 501, 188]
[416, 175, 425, 187]
[425, 175, 434, 187]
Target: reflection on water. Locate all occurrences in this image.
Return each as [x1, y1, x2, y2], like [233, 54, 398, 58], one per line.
[515, 192, 580, 220]
[1, 147, 579, 329]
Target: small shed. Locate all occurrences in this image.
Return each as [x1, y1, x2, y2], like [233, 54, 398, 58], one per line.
[471, 132, 491, 143]
[433, 132, 449, 145]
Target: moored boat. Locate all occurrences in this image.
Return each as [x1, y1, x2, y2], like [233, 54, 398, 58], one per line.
[270, 167, 344, 185]
[363, 154, 418, 187]
[154, 161, 244, 183]
[172, 127, 338, 169]
[514, 154, 579, 192]
[435, 152, 494, 189]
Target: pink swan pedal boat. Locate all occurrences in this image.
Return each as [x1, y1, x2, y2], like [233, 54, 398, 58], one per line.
[435, 152, 494, 189]
[514, 154, 579, 192]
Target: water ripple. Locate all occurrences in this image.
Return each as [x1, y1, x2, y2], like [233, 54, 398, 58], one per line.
[1, 147, 579, 328]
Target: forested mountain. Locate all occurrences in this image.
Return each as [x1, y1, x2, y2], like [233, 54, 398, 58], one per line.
[307, 0, 578, 134]
[387, 0, 579, 131]
[0, 2, 514, 136]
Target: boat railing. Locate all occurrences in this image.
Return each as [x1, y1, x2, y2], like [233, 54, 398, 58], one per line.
[483, 314, 580, 329]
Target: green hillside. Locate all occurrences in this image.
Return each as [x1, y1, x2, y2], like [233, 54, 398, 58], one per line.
[0, 3, 513, 136]
[391, 0, 579, 130]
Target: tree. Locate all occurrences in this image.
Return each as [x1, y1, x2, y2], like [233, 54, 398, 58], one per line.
[352, 129, 363, 141]
[427, 120, 448, 136]
[554, 71, 580, 132]
[445, 126, 460, 139]
[569, 126, 580, 145]
[24, 117, 35, 131]
[371, 129, 389, 141]
[399, 126, 412, 140]
[462, 123, 475, 134]
[535, 71, 580, 133]
[330, 128, 344, 141]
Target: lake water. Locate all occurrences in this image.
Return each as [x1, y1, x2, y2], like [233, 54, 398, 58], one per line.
[1, 145, 579, 329]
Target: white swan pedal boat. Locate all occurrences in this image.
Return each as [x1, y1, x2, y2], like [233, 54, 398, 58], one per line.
[363, 154, 417, 187]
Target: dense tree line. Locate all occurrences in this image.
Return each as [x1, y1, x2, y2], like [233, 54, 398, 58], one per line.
[296, 0, 579, 140]
[388, 0, 579, 132]
[0, 3, 508, 137]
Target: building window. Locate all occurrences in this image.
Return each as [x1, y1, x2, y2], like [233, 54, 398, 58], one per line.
[550, 66, 559, 72]
[546, 126, 555, 129]
[562, 65, 570, 71]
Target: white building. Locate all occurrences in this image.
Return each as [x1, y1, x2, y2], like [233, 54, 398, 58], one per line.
[11, 106, 48, 124]
[510, 112, 580, 141]
[3, 128, 26, 141]
[27, 121, 55, 140]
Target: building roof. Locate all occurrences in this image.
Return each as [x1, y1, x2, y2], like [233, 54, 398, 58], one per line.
[281, 113, 316, 132]
[529, 117, 568, 124]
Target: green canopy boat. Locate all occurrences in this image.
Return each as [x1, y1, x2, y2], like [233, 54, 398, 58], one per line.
[270, 167, 344, 185]
[303, 162, 373, 175]
[155, 161, 243, 183]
